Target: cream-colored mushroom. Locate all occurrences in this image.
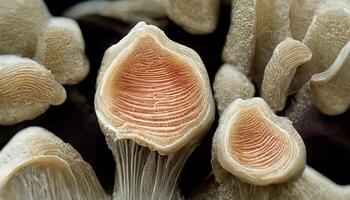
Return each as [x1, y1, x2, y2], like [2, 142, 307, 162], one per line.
[0, 0, 89, 85]
[290, 0, 350, 94]
[289, 0, 324, 41]
[34, 17, 89, 85]
[95, 22, 215, 199]
[65, 0, 220, 35]
[213, 98, 305, 186]
[213, 64, 255, 115]
[261, 38, 312, 112]
[0, 127, 108, 200]
[222, 0, 256, 75]
[310, 40, 350, 116]
[189, 98, 349, 200]
[189, 166, 350, 200]
[251, 0, 291, 88]
[64, 0, 168, 28]
[0, 55, 66, 125]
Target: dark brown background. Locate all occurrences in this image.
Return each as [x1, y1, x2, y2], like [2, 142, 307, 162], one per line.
[0, 0, 349, 196]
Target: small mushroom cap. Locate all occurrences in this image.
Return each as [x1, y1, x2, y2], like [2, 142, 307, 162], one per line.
[213, 64, 255, 115]
[34, 17, 90, 85]
[95, 22, 215, 155]
[289, 0, 350, 94]
[261, 38, 312, 112]
[213, 98, 306, 185]
[165, 0, 220, 34]
[0, 0, 50, 57]
[310, 40, 350, 116]
[0, 127, 108, 199]
[0, 55, 66, 125]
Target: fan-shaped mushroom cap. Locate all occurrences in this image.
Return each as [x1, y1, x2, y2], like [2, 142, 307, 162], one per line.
[310, 40, 350, 116]
[290, 0, 350, 94]
[213, 64, 255, 114]
[0, 127, 108, 200]
[262, 38, 312, 112]
[0, 55, 66, 125]
[34, 17, 89, 85]
[289, 0, 324, 41]
[0, 0, 50, 57]
[213, 98, 306, 185]
[164, 0, 220, 34]
[95, 22, 215, 155]
[222, 0, 256, 75]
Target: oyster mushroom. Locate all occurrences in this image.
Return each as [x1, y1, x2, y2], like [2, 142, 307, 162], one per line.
[64, 0, 220, 35]
[64, 0, 168, 28]
[251, 0, 291, 88]
[95, 22, 215, 199]
[34, 17, 89, 84]
[289, 0, 350, 94]
[0, 55, 66, 125]
[213, 64, 255, 115]
[190, 98, 350, 199]
[222, 0, 257, 75]
[310, 40, 350, 116]
[261, 38, 312, 112]
[289, 0, 324, 41]
[0, 0, 89, 85]
[213, 98, 306, 186]
[0, 127, 108, 200]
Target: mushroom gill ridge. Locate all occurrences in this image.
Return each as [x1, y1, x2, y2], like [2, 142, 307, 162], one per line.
[100, 36, 206, 144]
[229, 106, 292, 170]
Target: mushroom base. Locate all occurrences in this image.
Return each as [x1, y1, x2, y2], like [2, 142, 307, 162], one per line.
[105, 137, 196, 200]
[189, 157, 349, 200]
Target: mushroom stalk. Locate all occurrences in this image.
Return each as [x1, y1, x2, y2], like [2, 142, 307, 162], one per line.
[95, 22, 215, 199]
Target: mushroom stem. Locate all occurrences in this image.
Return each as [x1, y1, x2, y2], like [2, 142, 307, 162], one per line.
[95, 22, 215, 199]
[106, 137, 196, 199]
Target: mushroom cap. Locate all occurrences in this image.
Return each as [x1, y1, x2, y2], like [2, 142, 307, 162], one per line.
[310, 40, 350, 116]
[34, 17, 90, 85]
[95, 22, 215, 155]
[213, 98, 306, 185]
[0, 127, 107, 199]
[261, 38, 312, 112]
[0, 55, 66, 125]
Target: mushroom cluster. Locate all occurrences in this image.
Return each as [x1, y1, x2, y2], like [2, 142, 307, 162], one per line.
[0, 0, 89, 125]
[0, 0, 349, 199]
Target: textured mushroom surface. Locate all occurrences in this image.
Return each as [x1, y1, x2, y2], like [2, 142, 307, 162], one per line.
[0, 0, 89, 85]
[251, 0, 291, 88]
[189, 166, 350, 200]
[96, 22, 215, 154]
[213, 98, 306, 185]
[213, 64, 255, 114]
[95, 22, 215, 199]
[310, 40, 350, 116]
[64, 0, 168, 27]
[0, 127, 108, 200]
[222, 0, 256, 75]
[289, 0, 324, 40]
[34, 17, 90, 85]
[163, 0, 220, 34]
[261, 38, 312, 112]
[290, 0, 350, 94]
[0, 55, 66, 125]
